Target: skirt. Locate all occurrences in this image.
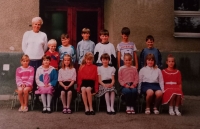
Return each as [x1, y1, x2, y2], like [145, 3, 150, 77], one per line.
[59, 81, 74, 92]
[97, 79, 117, 97]
[141, 82, 161, 94]
[162, 84, 183, 105]
[35, 86, 54, 95]
[81, 80, 95, 93]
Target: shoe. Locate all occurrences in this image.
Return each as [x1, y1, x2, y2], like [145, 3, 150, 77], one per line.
[47, 110, 52, 114]
[107, 111, 112, 115]
[131, 110, 135, 114]
[23, 106, 28, 112]
[47, 107, 51, 114]
[145, 108, 150, 115]
[42, 110, 47, 113]
[18, 106, 23, 112]
[175, 110, 181, 116]
[85, 111, 90, 115]
[90, 111, 95, 115]
[62, 108, 67, 114]
[169, 110, 175, 116]
[66, 108, 72, 114]
[126, 110, 131, 114]
[153, 108, 159, 115]
[111, 111, 116, 115]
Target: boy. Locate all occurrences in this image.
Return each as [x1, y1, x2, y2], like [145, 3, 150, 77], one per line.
[58, 34, 76, 63]
[45, 39, 60, 70]
[139, 35, 162, 69]
[117, 27, 138, 69]
[77, 28, 95, 65]
[94, 29, 116, 67]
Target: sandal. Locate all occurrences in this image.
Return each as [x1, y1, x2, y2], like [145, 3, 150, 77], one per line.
[145, 108, 150, 115]
[66, 108, 72, 114]
[130, 110, 135, 114]
[23, 106, 28, 112]
[153, 108, 159, 115]
[62, 108, 67, 114]
[126, 110, 131, 114]
[18, 106, 23, 112]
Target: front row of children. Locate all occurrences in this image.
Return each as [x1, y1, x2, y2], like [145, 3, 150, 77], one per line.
[16, 52, 183, 116]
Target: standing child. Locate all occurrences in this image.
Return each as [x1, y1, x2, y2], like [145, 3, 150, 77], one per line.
[58, 34, 76, 64]
[45, 39, 60, 70]
[162, 54, 183, 116]
[139, 35, 162, 69]
[138, 54, 164, 115]
[77, 28, 95, 66]
[16, 55, 34, 112]
[97, 53, 116, 115]
[77, 52, 98, 115]
[58, 54, 76, 114]
[35, 55, 58, 113]
[118, 53, 139, 114]
[94, 29, 116, 67]
[117, 27, 138, 69]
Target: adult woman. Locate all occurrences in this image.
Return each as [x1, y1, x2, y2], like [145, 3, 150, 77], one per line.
[22, 17, 48, 100]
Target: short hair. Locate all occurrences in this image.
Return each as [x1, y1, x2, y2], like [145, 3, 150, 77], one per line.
[48, 39, 57, 45]
[32, 17, 43, 25]
[21, 54, 30, 62]
[146, 35, 154, 42]
[81, 52, 94, 65]
[166, 54, 176, 69]
[121, 27, 130, 36]
[124, 53, 132, 60]
[99, 29, 109, 36]
[144, 53, 157, 68]
[82, 28, 90, 34]
[61, 34, 70, 39]
[100, 53, 110, 61]
[61, 54, 74, 69]
[42, 55, 51, 61]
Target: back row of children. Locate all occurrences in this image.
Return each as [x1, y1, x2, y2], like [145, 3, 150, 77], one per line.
[16, 27, 183, 116]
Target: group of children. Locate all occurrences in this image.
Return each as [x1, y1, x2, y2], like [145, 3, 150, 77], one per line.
[16, 27, 183, 116]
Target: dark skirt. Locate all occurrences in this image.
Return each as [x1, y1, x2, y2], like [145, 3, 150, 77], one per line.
[141, 82, 161, 94]
[102, 79, 112, 84]
[81, 80, 95, 93]
[59, 81, 74, 92]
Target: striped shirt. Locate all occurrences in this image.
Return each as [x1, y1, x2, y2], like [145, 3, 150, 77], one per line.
[15, 66, 35, 87]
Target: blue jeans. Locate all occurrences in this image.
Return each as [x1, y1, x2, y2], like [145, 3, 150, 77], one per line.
[121, 87, 137, 107]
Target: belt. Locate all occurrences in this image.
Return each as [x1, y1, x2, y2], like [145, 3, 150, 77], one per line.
[165, 82, 177, 85]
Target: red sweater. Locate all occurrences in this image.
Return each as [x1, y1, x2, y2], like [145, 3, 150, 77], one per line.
[45, 50, 60, 69]
[77, 64, 98, 93]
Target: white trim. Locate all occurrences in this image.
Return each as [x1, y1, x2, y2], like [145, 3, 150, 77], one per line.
[163, 70, 179, 75]
[162, 93, 183, 105]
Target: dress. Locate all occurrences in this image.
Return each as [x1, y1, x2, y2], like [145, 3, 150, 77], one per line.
[97, 66, 116, 97]
[162, 69, 183, 104]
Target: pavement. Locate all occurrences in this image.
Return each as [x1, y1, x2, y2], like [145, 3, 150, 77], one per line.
[0, 96, 200, 129]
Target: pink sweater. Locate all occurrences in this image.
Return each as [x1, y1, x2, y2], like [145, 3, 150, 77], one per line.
[15, 66, 35, 87]
[118, 66, 139, 87]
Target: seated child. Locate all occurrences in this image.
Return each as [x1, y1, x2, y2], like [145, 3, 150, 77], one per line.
[77, 52, 98, 115]
[138, 53, 164, 115]
[58, 54, 76, 114]
[97, 53, 116, 115]
[15, 55, 34, 112]
[35, 55, 58, 113]
[118, 53, 139, 114]
[162, 54, 183, 116]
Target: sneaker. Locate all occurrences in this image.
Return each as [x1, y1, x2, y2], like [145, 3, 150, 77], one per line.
[169, 110, 175, 116]
[175, 110, 181, 116]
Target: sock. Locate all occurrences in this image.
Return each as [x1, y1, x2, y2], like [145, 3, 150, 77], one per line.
[47, 94, 52, 111]
[41, 94, 47, 109]
[105, 92, 111, 112]
[126, 106, 131, 111]
[175, 106, 179, 112]
[130, 106, 134, 111]
[169, 106, 173, 111]
[110, 91, 115, 112]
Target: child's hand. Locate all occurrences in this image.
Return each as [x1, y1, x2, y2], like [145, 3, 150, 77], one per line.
[21, 84, 26, 88]
[125, 85, 130, 88]
[130, 84, 136, 88]
[107, 84, 113, 88]
[92, 93, 96, 95]
[64, 86, 69, 90]
[44, 84, 49, 87]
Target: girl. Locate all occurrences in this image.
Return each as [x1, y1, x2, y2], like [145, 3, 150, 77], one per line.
[98, 53, 116, 115]
[77, 52, 98, 115]
[16, 55, 34, 112]
[138, 53, 164, 115]
[162, 54, 183, 116]
[118, 53, 139, 114]
[35, 55, 58, 113]
[58, 54, 76, 114]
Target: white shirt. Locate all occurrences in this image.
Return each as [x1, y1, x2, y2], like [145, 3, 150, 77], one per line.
[22, 30, 48, 60]
[97, 66, 115, 80]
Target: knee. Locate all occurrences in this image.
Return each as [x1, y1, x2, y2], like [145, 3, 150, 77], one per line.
[61, 91, 65, 96]
[68, 91, 72, 95]
[146, 90, 154, 97]
[86, 87, 92, 93]
[155, 90, 163, 97]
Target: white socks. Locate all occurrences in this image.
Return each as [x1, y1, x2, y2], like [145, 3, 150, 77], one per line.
[169, 106, 181, 116]
[41, 94, 52, 111]
[169, 106, 175, 115]
[175, 106, 181, 116]
[105, 92, 115, 112]
[105, 92, 111, 112]
[41, 94, 47, 109]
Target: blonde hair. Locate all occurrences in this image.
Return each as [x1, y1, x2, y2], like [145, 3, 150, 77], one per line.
[82, 28, 90, 34]
[32, 17, 43, 25]
[21, 54, 30, 62]
[124, 53, 132, 61]
[145, 53, 157, 68]
[48, 39, 57, 45]
[61, 54, 74, 69]
[81, 52, 94, 65]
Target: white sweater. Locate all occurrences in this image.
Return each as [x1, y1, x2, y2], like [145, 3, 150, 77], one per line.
[22, 30, 48, 60]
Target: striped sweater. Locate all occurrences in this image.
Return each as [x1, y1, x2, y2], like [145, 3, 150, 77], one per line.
[15, 66, 35, 87]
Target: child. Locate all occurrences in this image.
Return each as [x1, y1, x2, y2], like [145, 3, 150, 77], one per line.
[15, 55, 34, 112]
[77, 28, 95, 65]
[118, 53, 139, 114]
[58, 54, 76, 114]
[58, 34, 76, 63]
[45, 39, 60, 70]
[97, 53, 116, 115]
[117, 27, 138, 69]
[162, 54, 183, 116]
[138, 54, 164, 115]
[139, 35, 162, 69]
[77, 52, 98, 115]
[35, 55, 58, 113]
[94, 29, 116, 67]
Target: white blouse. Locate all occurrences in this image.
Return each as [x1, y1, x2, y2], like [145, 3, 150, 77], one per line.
[97, 66, 115, 81]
